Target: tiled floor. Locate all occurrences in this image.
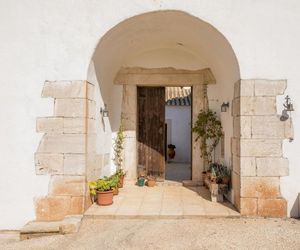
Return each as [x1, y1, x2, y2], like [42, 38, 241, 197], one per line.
[84, 182, 240, 218]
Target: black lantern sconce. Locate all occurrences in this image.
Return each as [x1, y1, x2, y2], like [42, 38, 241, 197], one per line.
[280, 95, 294, 121]
[100, 104, 109, 118]
[221, 102, 230, 112]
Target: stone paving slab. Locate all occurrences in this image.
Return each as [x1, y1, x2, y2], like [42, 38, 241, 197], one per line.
[84, 183, 240, 218]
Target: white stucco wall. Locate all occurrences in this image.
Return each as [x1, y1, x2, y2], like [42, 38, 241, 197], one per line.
[1, 0, 300, 229]
[166, 106, 191, 163]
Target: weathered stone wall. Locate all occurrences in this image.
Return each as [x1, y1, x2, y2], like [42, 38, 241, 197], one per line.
[35, 81, 95, 221]
[232, 79, 293, 217]
[121, 85, 137, 180]
[192, 84, 206, 181]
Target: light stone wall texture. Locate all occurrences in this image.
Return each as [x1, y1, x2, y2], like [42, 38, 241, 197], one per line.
[35, 80, 97, 221]
[192, 85, 206, 181]
[232, 79, 292, 217]
[121, 85, 137, 180]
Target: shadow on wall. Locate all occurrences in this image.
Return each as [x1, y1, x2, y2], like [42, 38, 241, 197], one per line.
[87, 60, 123, 178]
[87, 60, 123, 134]
[290, 194, 300, 218]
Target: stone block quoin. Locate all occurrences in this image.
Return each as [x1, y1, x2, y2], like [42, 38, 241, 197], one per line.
[232, 79, 291, 217]
[35, 80, 95, 221]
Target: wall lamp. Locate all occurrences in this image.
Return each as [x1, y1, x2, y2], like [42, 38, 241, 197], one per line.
[221, 102, 230, 112]
[100, 104, 109, 118]
[280, 95, 294, 121]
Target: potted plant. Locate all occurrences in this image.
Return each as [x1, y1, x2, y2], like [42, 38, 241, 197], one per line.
[109, 175, 120, 195]
[137, 171, 146, 187]
[147, 175, 156, 187]
[209, 163, 231, 185]
[113, 123, 126, 188]
[89, 179, 114, 206]
[167, 144, 176, 159]
[220, 166, 231, 185]
[88, 180, 97, 203]
[192, 109, 223, 170]
[116, 169, 126, 188]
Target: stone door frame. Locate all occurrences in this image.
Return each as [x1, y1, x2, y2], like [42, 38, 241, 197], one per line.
[118, 67, 216, 182]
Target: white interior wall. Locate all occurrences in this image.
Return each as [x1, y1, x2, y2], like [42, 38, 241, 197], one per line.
[88, 59, 126, 179]
[1, 1, 300, 229]
[165, 106, 191, 163]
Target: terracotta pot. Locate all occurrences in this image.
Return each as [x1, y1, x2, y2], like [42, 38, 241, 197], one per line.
[222, 176, 230, 185]
[113, 187, 119, 195]
[210, 176, 217, 183]
[147, 179, 156, 187]
[118, 175, 125, 188]
[168, 148, 176, 159]
[96, 190, 113, 206]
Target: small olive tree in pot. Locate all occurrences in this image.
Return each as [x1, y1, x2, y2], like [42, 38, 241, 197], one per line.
[192, 109, 223, 183]
[113, 123, 126, 188]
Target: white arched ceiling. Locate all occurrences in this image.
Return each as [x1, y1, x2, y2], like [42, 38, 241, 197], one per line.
[88, 10, 240, 165]
[91, 10, 240, 90]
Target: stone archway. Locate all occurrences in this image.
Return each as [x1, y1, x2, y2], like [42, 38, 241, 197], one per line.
[33, 11, 293, 221]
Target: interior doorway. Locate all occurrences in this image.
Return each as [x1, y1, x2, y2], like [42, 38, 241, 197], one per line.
[165, 87, 192, 182]
[137, 86, 192, 182]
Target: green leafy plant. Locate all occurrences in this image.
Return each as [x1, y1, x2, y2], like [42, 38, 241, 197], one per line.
[192, 109, 223, 166]
[88, 181, 97, 196]
[209, 163, 230, 179]
[96, 179, 112, 192]
[109, 175, 119, 189]
[88, 179, 113, 195]
[113, 123, 125, 171]
[116, 168, 126, 177]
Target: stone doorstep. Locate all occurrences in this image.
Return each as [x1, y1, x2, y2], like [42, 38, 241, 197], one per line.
[20, 215, 83, 240]
[157, 180, 184, 186]
[83, 214, 240, 220]
[0, 230, 20, 241]
[182, 180, 202, 187]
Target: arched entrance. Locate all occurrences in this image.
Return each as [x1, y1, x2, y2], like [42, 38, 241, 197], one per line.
[87, 9, 240, 207]
[35, 10, 290, 221]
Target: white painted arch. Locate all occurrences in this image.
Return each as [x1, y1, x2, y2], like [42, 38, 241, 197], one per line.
[87, 10, 240, 197]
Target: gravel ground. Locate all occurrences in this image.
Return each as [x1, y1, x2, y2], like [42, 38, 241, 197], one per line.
[2, 217, 300, 250]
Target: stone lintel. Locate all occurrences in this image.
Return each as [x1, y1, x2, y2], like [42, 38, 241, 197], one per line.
[114, 67, 216, 86]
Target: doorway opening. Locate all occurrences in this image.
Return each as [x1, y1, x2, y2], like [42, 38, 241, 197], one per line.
[137, 86, 192, 183]
[165, 87, 192, 182]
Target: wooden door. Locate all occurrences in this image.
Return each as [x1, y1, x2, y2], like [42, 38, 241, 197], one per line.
[137, 87, 165, 178]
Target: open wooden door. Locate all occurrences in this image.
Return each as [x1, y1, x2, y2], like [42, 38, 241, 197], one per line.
[137, 87, 165, 178]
